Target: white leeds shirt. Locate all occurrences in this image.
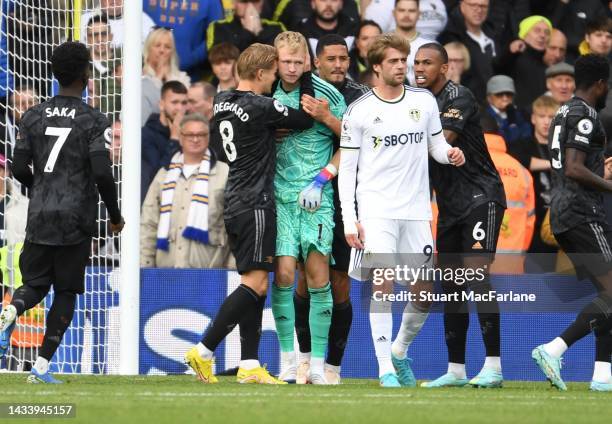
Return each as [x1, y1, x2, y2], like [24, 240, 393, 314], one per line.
[338, 86, 451, 234]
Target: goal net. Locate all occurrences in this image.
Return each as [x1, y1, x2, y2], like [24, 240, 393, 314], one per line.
[0, 0, 123, 374]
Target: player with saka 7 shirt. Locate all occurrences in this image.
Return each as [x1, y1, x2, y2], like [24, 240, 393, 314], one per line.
[532, 54, 612, 392]
[338, 34, 464, 387]
[415, 43, 507, 389]
[184, 43, 315, 384]
[0, 42, 124, 383]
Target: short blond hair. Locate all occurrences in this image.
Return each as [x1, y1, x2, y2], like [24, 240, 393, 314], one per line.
[143, 28, 181, 79]
[274, 31, 308, 54]
[236, 43, 278, 81]
[367, 33, 410, 69]
[532, 95, 560, 114]
[444, 41, 471, 72]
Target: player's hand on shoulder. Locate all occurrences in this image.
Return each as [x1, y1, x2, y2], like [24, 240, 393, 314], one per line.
[301, 95, 330, 122]
[345, 222, 365, 250]
[110, 217, 125, 234]
[448, 147, 465, 166]
[298, 181, 323, 212]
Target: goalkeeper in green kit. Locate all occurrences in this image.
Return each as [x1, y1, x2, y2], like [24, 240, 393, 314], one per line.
[271, 31, 346, 385]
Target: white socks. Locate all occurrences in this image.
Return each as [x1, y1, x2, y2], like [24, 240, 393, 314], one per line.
[196, 342, 214, 360]
[297, 351, 311, 364]
[370, 299, 394, 377]
[391, 301, 428, 360]
[543, 337, 568, 359]
[311, 357, 325, 376]
[280, 350, 296, 374]
[34, 357, 49, 374]
[325, 363, 341, 373]
[448, 362, 466, 379]
[593, 361, 612, 383]
[483, 356, 502, 373]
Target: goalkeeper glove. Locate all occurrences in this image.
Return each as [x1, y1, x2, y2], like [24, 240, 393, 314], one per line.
[298, 164, 337, 212]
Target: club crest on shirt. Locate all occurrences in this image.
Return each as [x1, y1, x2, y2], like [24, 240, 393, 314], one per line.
[442, 108, 462, 120]
[409, 108, 421, 122]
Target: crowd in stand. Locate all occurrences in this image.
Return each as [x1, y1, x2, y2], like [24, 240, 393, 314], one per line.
[2, 0, 612, 271]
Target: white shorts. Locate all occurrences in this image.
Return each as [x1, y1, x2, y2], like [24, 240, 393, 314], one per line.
[349, 219, 434, 281]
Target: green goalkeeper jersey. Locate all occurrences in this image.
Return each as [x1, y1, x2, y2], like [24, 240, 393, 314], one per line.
[273, 74, 347, 204]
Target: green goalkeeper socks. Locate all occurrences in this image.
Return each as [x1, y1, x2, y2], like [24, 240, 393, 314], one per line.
[272, 284, 295, 353]
[308, 282, 333, 359]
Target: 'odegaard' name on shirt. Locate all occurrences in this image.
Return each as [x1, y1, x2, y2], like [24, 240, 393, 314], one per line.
[213, 102, 249, 122]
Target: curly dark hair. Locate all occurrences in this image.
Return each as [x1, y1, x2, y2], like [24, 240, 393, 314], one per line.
[575, 54, 610, 90]
[51, 41, 90, 87]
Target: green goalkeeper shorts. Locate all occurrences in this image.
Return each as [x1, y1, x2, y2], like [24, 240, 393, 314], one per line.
[276, 200, 335, 260]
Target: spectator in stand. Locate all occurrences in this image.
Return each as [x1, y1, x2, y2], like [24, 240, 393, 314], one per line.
[499, 15, 551, 110]
[485, 75, 531, 152]
[141, 81, 189, 203]
[545, 0, 607, 63]
[543, 29, 568, 67]
[578, 16, 612, 57]
[521, 96, 560, 269]
[393, 0, 430, 85]
[110, 120, 122, 165]
[3, 86, 37, 155]
[187, 82, 216, 121]
[545, 62, 575, 105]
[364, 0, 447, 40]
[444, 41, 470, 85]
[86, 14, 122, 113]
[268, 0, 359, 32]
[140, 114, 234, 269]
[207, 0, 286, 53]
[415, 0, 448, 40]
[297, 0, 359, 55]
[348, 20, 381, 81]
[142, 27, 191, 88]
[81, 0, 155, 48]
[485, 0, 530, 49]
[141, 28, 191, 125]
[209, 43, 240, 92]
[0, 154, 28, 249]
[438, 0, 497, 102]
[144, 0, 224, 81]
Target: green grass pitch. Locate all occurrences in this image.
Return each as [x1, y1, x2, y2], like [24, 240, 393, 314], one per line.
[1, 375, 610, 424]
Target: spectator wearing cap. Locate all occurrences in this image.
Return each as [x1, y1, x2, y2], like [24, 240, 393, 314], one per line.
[438, 0, 498, 102]
[485, 75, 531, 152]
[545, 62, 575, 105]
[498, 15, 552, 110]
[578, 16, 612, 57]
[543, 29, 568, 67]
[206, 0, 286, 53]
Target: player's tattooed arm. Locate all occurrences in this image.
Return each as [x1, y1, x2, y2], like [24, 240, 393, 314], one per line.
[565, 148, 612, 192]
